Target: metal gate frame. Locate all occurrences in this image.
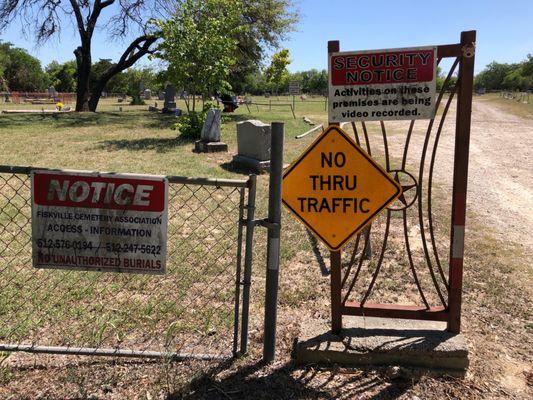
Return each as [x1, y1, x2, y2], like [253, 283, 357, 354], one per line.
[0, 165, 258, 361]
[328, 30, 476, 334]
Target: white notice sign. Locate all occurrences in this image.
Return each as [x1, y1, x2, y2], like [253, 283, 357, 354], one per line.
[329, 46, 437, 122]
[31, 170, 168, 274]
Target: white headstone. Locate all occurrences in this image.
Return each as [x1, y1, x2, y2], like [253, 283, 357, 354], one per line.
[236, 120, 271, 161]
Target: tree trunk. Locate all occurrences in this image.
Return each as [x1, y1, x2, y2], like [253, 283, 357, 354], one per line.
[74, 44, 91, 112]
[88, 80, 106, 112]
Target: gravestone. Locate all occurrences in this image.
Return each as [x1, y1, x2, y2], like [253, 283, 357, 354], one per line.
[158, 91, 165, 100]
[144, 89, 152, 100]
[163, 84, 177, 113]
[232, 120, 271, 172]
[201, 109, 221, 142]
[194, 108, 227, 153]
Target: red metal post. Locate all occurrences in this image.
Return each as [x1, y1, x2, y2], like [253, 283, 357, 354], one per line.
[328, 40, 343, 334]
[448, 30, 476, 333]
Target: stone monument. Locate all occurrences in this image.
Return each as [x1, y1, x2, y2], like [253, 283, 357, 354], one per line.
[143, 89, 152, 100]
[194, 108, 228, 153]
[232, 120, 271, 172]
[163, 84, 177, 113]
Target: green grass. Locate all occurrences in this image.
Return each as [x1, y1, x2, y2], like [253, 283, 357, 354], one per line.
[1, 94, 532, 398]
[0, 98, 323, 357]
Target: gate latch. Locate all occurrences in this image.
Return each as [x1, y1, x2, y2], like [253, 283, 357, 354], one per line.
[253, 218, 280, 233]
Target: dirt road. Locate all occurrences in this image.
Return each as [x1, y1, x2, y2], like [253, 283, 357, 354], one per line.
[386, 97, 533, 257]
[467, 98, 532, 256]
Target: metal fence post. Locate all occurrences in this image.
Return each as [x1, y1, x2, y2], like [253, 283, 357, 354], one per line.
[240, 174, 257, 355]
[233, 189, 246, 356]
[328, 40, 343, 334]
[448, 30, 476, 333]
[262, 122, 284, 362]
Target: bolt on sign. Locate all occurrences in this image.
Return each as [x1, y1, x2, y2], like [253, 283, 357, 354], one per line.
[282, 125, 401, 251]
[329, 46, 437, 122]
[31, 170, 168, 274]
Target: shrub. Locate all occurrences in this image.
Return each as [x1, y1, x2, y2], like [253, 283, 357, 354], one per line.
[130, 95, 145, 105]
[174, 103, 217, 139]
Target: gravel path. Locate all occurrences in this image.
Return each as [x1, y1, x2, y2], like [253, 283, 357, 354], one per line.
[467, 99, 532, 255]
[386, 98, 533, 256]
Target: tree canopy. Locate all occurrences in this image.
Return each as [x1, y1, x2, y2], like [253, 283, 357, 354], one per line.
[0, 0, 297, 111]
[154, 0, 244, 111]
[0, 0, 161, 110]
[264, 49, 291, 93]
[0, 41, 47, 91]
[46, 60, 77, 93]
[475, 56, 533, 90]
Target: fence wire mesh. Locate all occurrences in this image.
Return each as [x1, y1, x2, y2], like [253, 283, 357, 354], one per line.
[0, 166, 250, 363]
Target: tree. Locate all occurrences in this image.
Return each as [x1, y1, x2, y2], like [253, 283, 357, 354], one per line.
[0, 42, 8, 90]
[46, 60, 77, 92]
[474, 61, 516, 90]
[474, 57, 533, 91]
[154, 0, 245, 112]
[264, 49, 291, 94]
[0, 41, 47, 91]
[0, 0, 160, 111]
[228, 0, 298, 93]
[0, 0, 297, 109]
[122, 67, 158, 103]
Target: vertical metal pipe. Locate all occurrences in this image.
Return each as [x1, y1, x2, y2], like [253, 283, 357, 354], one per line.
[240, 175, 257, 355]
[232, 189, 246, 356]
[448, 30, 476, 333]
[330, 250, 343, 333]
[262, 122, 284, 362]
[328, 39, 343, 334]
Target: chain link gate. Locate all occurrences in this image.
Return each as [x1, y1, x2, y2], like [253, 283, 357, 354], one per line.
[0, 165, 257, 365]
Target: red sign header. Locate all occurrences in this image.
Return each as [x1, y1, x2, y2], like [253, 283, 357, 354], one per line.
[33, 172, 166, 212]
[330, 48, 435, 86]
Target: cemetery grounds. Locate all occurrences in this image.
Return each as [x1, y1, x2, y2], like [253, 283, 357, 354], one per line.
[0, 94, 531, 399]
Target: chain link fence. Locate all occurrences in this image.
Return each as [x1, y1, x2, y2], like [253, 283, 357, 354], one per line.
[0, 165, 254, 365]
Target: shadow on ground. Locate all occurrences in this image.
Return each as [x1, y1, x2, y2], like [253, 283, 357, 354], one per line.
[220, 160, 259, 176]
[96, 136, 195, 153]
[0, 111, 177, 130]
[167, 359, 419, 399]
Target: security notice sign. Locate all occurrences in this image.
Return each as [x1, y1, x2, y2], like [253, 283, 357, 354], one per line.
[329, 46, 437, 122]
[282, 125, 401, 251]
[31, 170, 168, 274]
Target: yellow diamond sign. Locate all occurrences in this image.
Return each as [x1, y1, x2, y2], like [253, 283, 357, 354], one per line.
[282, 125, 402, 251]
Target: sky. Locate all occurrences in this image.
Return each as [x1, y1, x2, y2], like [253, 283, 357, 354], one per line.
[0, 0, 532, 74]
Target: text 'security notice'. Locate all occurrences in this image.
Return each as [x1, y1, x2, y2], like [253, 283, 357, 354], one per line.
[31, 170, 168, 274]
[328, 46, 437, 122]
